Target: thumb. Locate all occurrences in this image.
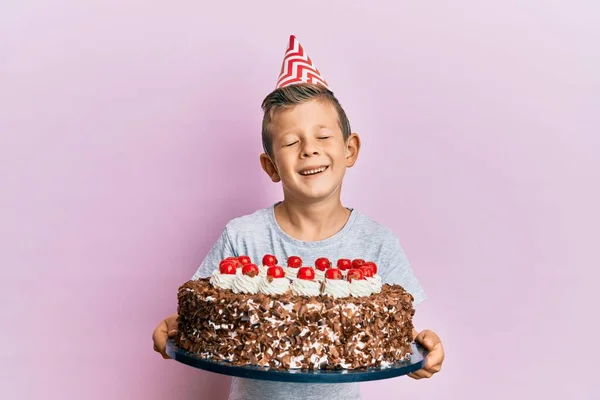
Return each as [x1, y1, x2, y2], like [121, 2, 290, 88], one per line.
[417, 330, 439, 350]
[166, 315, 179, 337]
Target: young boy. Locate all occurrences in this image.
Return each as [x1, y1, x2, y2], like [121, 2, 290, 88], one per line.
[153, 35, 445, 399]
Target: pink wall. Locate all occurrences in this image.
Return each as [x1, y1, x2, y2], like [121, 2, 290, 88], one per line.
[2, 1, 598, 399]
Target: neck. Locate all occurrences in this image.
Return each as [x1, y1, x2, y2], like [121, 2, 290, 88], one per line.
[274, 189, 351, 241]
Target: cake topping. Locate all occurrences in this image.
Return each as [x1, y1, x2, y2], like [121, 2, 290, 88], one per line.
[238, 255, 252, 266]
[225, 256, 242, 268]
[231, 273, 261, 294]
[359, 265, 374, 278]
[313, 267, 327, 281]
[219, 260, 237, 275]
[297, 266, 315, 280]
[290, 277, 321, 296]
[315, 257, 331, 271]
[258, 274, 290, 295]
[366, 274, 383, 294]
[325, 268, 343, 280]
[262, 254, 278, 267]
[209, 269, 236, 289]
[283, 256, 303, 279]
[363, 261, 378, 274]
[336, 258, 352, 271]
[287, 255, 302, 268]
[242, 263, 259, 277]
[346, 268, 365, 282]
[267, 265, 285, 278]
[323, 278, 351, 298]
[349, 276, 372, 297]
[211, 254, 384, 298]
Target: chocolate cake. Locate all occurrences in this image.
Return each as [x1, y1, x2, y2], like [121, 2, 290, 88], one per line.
[175, 277, 416, 370]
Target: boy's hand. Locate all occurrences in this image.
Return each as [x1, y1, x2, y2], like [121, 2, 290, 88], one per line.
[152, 313, 179, 359]
[409, 329, 445, 379]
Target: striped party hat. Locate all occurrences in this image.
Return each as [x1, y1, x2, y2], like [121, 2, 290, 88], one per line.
[276, 35, 330, 89]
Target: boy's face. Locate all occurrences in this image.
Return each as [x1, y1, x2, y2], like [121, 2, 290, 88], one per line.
[260, 99, 360, 203]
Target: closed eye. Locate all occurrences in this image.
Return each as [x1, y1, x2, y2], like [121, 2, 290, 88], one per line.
[284, 141, 299, 147]
[318, 136, 331, 140]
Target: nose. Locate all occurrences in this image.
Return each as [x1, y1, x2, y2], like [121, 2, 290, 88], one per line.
[300, 139, 320, 158]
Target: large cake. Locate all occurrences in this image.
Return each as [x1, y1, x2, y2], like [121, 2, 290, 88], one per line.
[175, 255, 416, 370]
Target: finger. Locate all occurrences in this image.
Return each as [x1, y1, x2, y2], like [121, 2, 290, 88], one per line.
[416, 330, 440, 351]
[166, 314, 179, 330]
[166, 315, 179, 337]
[424, 345, 445, 371]
[409, 369, 432, 379]
[152, 321, 169, 357]
[408, 373, 421, 380]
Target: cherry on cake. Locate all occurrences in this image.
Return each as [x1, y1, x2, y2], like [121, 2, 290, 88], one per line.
[314, 257, 331, 281]
[283, 255, 302, 280]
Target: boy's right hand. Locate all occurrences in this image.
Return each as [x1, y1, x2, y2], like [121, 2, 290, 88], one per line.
[152, 313, 179, 359]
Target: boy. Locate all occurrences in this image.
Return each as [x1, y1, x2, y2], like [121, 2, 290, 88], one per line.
[153, 35, 445, 399]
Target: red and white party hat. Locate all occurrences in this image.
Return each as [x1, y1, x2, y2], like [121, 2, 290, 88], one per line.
[276, 35, 330, 89]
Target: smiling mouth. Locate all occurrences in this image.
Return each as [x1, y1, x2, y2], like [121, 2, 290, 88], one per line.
[299, 166, 328, 176]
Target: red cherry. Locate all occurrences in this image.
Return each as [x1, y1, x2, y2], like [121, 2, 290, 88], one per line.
[220, 259, 235, 268]
[242, 263, 259, 277]
[287, 256, 302, 268]
[297, 266, 315, 280]
[351, 259, 365, 269]
[238, 255, 252, 266]
[225, 256, 241, 268]
[267, 265, 285, 278]
[336, 259, 352, 271]
[315, 257, 331, 271]
[219, 261, 237, 275]
[325, 268, 343, 280]
[363, 261, 378, 275]
[346, 268, 365, 282]
[262, 254, 278, 267]
[359, 265, 374, 278]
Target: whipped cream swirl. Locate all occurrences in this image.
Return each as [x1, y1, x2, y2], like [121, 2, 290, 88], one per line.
[231, 274, 261, 294]
[314, 268, 327, 281]
[349, 279, 372, 297]
[366, 275, 383, 293]
[290, 279, 321, 296]
[258, 277, 290, 295]
[210, 269, 236, 290]
[258, 265, 270, 277]
[283, 266, 300, 280]
[323, 279, 350, 298]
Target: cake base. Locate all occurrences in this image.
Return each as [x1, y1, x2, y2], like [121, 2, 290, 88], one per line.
[177, 278, 416, 370]
[166, 338, 427, 383]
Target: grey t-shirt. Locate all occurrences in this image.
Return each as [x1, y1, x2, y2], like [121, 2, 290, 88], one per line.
[191, 204, 426, 400]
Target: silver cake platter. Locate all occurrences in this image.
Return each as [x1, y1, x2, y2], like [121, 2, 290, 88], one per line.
[166, 338, 427, 383]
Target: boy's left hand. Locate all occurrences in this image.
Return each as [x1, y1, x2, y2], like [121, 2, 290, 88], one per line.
[409, 329, 445, 379]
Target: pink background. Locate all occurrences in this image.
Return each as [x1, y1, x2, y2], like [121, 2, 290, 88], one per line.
[1, 1, 599, 399]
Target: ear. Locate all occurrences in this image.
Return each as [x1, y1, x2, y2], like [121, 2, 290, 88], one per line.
[260, 153, 281, 182]
[345, 133, 361, 168]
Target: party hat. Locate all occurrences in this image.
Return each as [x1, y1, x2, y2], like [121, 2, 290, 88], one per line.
[276, 35, 330, 89]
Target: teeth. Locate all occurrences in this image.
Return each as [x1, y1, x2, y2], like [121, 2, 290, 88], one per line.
[300, 167, 326, 176]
